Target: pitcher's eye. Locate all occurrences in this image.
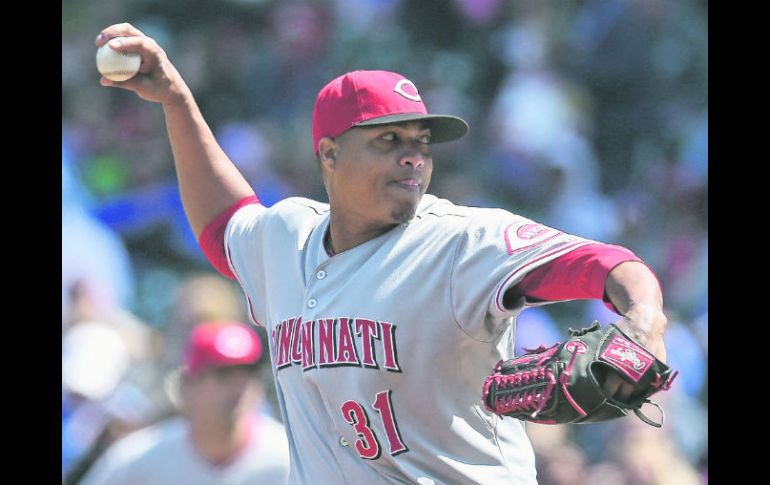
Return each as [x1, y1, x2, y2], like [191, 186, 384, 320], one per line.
[380, 132, 396, 142]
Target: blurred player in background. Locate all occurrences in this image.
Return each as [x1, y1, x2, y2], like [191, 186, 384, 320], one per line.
[79, 321, 290, 485]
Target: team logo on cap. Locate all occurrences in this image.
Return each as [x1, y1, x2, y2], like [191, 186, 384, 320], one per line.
[394, 79, 422, 102]
[214, 327, 253, 358]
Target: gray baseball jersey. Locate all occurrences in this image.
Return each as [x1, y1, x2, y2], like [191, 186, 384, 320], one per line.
[80, 414, 290, 485]
[224, 194, 595, 484]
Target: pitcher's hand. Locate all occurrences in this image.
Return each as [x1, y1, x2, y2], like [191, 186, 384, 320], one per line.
[95, 23, 191, 106]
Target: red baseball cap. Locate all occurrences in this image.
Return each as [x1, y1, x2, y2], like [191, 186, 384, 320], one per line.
[184, 321, 263, 376]
[312, 70, 469, 155]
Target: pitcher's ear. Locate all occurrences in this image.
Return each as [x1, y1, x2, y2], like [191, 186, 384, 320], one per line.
[318, 137, 337, 168]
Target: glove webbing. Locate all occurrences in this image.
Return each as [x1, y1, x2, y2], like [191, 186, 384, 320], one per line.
[483, 341, 589, 420]
[483, 367, 557, 419]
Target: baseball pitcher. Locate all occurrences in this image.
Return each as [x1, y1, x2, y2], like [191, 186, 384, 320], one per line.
[95, 23, 675, 484]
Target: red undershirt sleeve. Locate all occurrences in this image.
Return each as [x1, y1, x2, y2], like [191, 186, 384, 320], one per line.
[512, 242, 661, 314]
[197, 195, 261, 279]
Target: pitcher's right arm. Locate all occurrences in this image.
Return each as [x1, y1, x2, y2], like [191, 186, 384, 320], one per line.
[95, 23, 257, 238]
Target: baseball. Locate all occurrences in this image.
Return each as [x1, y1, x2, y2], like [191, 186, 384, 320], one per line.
[96, 37, 141, 82]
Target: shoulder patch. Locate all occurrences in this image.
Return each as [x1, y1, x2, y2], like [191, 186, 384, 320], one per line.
[503, 222, 562, 255]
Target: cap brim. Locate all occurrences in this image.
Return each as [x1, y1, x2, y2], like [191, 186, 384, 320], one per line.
[355, 113, 469, 144]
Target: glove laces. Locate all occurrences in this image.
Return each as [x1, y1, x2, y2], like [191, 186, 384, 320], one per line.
[483, 366, 557, 418]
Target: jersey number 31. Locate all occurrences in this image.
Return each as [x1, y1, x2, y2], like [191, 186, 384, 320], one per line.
[341, 389, 409, 460]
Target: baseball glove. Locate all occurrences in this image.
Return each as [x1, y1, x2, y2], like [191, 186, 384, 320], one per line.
[482, 321, 678, 427]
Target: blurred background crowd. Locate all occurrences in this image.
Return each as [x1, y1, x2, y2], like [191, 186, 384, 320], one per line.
[62, 0, 707, 483]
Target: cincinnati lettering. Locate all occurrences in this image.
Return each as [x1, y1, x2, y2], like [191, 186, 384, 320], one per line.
[271, 317, 401, 372]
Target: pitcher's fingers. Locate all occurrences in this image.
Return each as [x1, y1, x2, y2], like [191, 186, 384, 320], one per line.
[102, 36, 162, 74]
[95, 22, 147, 47]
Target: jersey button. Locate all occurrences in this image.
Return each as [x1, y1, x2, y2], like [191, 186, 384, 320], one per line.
[316, 270, 327, 280]
[307, 298, 317, 308]
[339, 437, 349, 447]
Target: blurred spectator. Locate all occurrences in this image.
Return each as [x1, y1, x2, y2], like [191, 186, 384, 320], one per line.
[62, 154, 135, 329]
[216, 121, 296, 207]
[692, 311, 707, 355]
[62, 322, 129, 403]
[486, 20, 621, 241]
[679, 111, 708, 183]
[62, 321, 131, 475]
[535, 443, 588, 485]
[526, 423, 589, 485]
[666, 385, 708, 468]
[62, 155, 165, 476]
[163, 274, 248, 370]
[612, 410, 701, 485]
[64, 272, 269, 484]
[79, 321, 290, 485]
[583, 461, 630, 485]
[61, 319, 160, 478]
[663, 318, 706, 399]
